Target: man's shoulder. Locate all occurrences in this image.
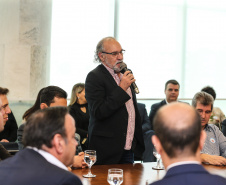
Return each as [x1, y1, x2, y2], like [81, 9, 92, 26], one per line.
[151, 100, 166, 109]
[88, 64, 105, 74]
[137, 103, 145, 110]
[0, 149, 82, 185]
[86, 64, 106, 82]
[150, 174, 226, 185]
[205, 124, 221, 133]
[150, 164, 226, 185]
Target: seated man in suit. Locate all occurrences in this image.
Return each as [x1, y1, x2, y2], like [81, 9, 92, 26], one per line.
[0, 98, 11, 160]
[0, 107, 83, 185]
[192, 91, 226, 166]
[149, 79, 180, 130]
[0, 87, 18, 142]
[17, 86, 85, 168]
[150, 102, 226, 185]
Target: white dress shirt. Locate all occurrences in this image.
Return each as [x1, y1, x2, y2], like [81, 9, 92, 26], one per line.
[27, 146, 68, 171]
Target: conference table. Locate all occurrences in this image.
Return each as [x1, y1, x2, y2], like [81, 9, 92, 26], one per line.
[72, 162, 226, 185]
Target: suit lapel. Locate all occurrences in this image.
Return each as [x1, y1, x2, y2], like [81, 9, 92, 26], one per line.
[99, 64, 118, 87]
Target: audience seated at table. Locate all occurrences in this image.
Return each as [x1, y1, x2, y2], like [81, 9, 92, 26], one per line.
[201, 86, 226, 130]
[150, 102, 226, 185]
[192, 92, 226, 166]
[17, 86, 85, 169]
[68, 83, 89, 151]
[0, 107, 83, 185]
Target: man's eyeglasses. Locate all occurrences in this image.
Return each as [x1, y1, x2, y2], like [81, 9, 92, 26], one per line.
[102, 49, 125, 56]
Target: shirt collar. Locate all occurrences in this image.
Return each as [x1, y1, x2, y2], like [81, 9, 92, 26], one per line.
[167, 161, 200, 171]
[165, 99, 178, 104]
[27, 146, 68, 171]
[204, 124, 211, 131]
[102, 63, 122, 78]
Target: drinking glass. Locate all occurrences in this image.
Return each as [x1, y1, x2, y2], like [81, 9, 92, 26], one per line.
[152, 147, 164, 170]
[83, 150, 97, 178]
[107, 168, 123, 185]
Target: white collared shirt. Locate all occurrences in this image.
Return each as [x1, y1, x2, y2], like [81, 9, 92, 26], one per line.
[167, 161, 200, 171]
[27, 146, 68, 171]
[165, 99, 178, 104]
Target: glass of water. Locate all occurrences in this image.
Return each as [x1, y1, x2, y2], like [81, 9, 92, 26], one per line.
[107, 168, 123, 185]
[83, 150, 97, 178]
[152, 147, 164, 170]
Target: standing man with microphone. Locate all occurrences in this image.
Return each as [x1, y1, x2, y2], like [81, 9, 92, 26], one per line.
[85, 37, 144, 165]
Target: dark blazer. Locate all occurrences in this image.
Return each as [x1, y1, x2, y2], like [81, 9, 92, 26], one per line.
[68, 102, 89, 141]
[85, 64, 144, 165]
[137, 103, 152, 134]
[149, 100, 166, 130]
[0, 148, 82, 185]
[150, 164, 226, 185]
[135, 103, 154, 161]
[0, 112, 18, 142]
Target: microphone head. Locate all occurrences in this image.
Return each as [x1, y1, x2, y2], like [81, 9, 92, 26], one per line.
[120, 62, 127, 74]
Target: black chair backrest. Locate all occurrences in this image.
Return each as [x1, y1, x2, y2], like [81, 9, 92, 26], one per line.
[221, 119, 226, 137]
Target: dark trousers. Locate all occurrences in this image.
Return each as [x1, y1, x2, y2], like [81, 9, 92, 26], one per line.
[119, 150, 134, 164]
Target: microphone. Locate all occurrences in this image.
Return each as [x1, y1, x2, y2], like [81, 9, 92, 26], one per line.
[120, 62, 139, 94]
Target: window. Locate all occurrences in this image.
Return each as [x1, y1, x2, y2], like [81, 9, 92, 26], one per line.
[51, 0, 226, 100]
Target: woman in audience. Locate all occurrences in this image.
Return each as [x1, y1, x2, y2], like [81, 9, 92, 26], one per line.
[22, 88, 44, 121]
[69, 83, 89, 150]
[201, 86, 226, 130]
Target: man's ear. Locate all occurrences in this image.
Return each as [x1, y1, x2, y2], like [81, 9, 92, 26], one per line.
[98, 52, 105, 62]
[40, 103, 48, 109]
[152, 135, 162, 154]
[52, 134, 65, 155]
[199, 130, 206, 150]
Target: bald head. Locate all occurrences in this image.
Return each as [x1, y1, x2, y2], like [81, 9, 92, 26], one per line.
[153, 102, 201, 158]
[94, 37, 117, 63]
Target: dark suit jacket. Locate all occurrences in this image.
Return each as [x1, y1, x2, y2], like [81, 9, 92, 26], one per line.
[85, 64, 144, 165]
[137, 103, 152, 134]
[0, 148, 82, 185]
[150, 164, 226, 185]
[135, 103, 154, 161]
[0, 112, 18, 142]
[149, 100, 166, 130]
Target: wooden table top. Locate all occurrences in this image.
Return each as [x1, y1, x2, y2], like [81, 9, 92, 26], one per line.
[72, 162, 226, 185]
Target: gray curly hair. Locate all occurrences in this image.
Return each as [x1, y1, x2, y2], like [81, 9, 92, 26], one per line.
[192, 91, 214, 111]
[94, 36, 116, 63]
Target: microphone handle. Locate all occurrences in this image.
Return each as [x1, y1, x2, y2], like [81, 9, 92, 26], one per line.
[121, 68, 139, 94]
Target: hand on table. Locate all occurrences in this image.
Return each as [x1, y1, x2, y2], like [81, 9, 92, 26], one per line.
[72, 152, 88, 169]
[201, 153, 226, 166]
